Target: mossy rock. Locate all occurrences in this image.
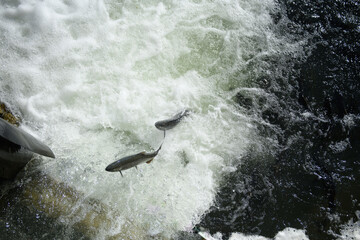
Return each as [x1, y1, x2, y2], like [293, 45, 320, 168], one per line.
[0, 102, 20, 126]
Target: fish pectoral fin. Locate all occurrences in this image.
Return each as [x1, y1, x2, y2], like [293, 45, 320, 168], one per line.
[146, 158, 154, 164]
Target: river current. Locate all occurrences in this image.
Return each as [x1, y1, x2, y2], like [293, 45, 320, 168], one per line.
[0, 0, 359, 239]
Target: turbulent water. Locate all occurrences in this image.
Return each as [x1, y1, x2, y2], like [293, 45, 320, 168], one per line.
[0, 0, 359, 239]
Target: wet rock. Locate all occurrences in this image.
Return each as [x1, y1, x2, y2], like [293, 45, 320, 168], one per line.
[0, 103, 20, 126]
[0, 101, 54, 180]
[0, 169, 159, 239]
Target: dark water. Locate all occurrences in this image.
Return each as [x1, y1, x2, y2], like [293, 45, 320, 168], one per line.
[197, 0, 360, 239]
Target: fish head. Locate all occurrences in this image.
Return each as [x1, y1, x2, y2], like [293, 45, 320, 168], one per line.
[105, 161, 122, 172]
[154, 120, 168, 131]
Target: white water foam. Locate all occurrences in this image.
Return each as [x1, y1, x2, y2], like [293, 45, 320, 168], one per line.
[198, 228, 309, 240]
[331, 211, 360, 240]
[0, 0, 304, 238]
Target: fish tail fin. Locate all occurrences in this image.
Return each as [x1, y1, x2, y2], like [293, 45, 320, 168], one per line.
[156, 142, 163, 153]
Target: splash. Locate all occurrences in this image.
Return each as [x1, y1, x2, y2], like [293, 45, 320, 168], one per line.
[0, 0, 304, 238]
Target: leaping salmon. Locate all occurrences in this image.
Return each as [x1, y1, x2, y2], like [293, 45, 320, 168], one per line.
[105, 108, 191, 176]
[155, 109, 190, 135]
[105, 142, 163, 176]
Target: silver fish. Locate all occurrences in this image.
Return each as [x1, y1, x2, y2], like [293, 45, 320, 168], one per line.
[105, 143, 162, 176]
[0, 118, 55, 158]
[155, 109, 190, 132]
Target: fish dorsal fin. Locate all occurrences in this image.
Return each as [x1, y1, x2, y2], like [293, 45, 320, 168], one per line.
[146, 158, 154, 164]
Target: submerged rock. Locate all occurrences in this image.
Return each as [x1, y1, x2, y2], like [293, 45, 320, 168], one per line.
[0, 169, 164, 239]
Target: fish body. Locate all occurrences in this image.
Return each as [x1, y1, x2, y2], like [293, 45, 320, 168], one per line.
[105, 144, 162, 173]
[0, 118, 55, 158]
[155, 109, 190, 131]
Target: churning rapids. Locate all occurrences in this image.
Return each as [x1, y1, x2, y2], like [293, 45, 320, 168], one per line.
[0, 0, 359, 239]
